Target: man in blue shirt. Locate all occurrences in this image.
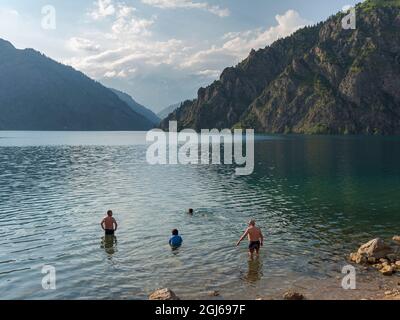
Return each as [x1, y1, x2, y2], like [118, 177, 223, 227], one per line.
[169, 229, 183, 248]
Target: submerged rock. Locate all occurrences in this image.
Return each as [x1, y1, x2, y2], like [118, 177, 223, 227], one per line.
[283, 291, 305, 300]
[149, 288, 180, 300]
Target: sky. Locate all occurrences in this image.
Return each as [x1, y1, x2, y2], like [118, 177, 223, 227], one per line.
[0, 0, 361, 112]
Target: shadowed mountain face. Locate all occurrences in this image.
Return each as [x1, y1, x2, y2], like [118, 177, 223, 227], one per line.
[161, 0, 400, 135]
[0, 39, 154, 131]
[110, 88, 160, 125]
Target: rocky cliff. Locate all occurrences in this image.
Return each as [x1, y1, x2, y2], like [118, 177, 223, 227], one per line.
[161, 0, 400, 134]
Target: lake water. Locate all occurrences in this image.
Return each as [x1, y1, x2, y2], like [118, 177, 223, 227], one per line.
[0, 131, 400, 300]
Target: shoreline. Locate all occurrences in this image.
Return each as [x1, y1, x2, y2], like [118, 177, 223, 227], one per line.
[150, 270, 400, 300]
[150, 237, 400, 301]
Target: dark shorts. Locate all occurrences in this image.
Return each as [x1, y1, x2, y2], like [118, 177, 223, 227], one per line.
[105, 229, 115, 236]
[249, 241, 260, 251]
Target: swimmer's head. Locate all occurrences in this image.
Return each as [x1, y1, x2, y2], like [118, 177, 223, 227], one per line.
[172, 229, 179, 236]
[248, 219, 256, 226]
[188, 208, 194, 214]
[107, 210, 113, 217]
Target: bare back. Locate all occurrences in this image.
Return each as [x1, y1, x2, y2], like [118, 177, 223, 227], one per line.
[247, 226, 262, 242]
[103, 216, 116, 230]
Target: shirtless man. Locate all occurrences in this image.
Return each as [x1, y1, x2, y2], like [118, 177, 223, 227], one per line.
[101, 210, 118, 236]
[236, 220, 264, 258]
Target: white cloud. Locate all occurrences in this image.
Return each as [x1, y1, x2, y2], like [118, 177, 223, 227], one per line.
[111, 14, 155, 36]
[90, 0, 116, 20]
[65, 7, 311, 109]
[0, 8, 19, 18]
[141, 0, 230, 17]
[196, 69, 221, 78]
[182, 10, 312, 70]
[67, 8, 311, 81]
[68, 37, 101, 52]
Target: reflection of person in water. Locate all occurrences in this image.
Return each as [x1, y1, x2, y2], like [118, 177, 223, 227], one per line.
[101, 234, 117, 255]
[244, 258, 263, 284]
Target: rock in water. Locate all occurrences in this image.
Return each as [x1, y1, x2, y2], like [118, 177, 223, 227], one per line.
[357, 238, 392, 259]
[283, 291, 305, 300]
[393, 236, 400, 243]
[149, 288, 180, 300]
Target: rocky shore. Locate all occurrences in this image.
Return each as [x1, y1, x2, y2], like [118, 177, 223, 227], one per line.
[149, 236, 400, 301]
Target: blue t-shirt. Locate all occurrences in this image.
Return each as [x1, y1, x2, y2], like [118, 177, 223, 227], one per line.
[169, 235, 183, 247]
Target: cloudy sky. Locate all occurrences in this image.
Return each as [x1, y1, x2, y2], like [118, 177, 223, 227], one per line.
[0, 0, 360, 112]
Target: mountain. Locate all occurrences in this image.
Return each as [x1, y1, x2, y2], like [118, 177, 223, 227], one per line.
[157, 102, 182, 120]
[109, 88, 160, 125]
[0, 39, 154, 131]
[161, 0, 400, 135]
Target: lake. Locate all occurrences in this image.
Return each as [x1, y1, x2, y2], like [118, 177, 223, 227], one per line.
[0, 131, 400, 299]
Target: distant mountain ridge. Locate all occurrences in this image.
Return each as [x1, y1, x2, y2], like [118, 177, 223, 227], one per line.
[0, 39, 154, 131]
[161, 0, 400, 135]
[157, 102, 182, 120]
[110, 88, 160, 125]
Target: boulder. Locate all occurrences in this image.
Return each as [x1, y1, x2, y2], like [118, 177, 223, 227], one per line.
[349, 252, 367, 264]
[149, 288, 180, 300]
[283, 291, 305, 300]
[357, 238, 392, 260]
[379, 265, 394, 276]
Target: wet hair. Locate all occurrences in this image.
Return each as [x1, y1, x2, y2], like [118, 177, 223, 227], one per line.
[172, 229, 179, 236]
[107, 210, 113, 216]
[249, 220, 256, 226]
[188, 208, 194, 214]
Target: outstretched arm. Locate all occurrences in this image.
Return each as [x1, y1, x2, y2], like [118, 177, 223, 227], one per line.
[236, 229, 249, 246]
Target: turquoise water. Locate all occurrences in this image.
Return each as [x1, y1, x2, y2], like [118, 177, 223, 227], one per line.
[0, 132, 399, 299]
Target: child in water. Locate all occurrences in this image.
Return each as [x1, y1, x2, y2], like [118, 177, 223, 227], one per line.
[169, 229, 183, 248]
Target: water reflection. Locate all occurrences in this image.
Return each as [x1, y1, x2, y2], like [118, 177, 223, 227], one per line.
[101, 235, 117, 256]
[243, 258, 263, 284]
[1, 133, 400, 299]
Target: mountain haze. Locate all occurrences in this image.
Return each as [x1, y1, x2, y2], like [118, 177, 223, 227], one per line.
[110, 88, 160, 125]
[157, 102, 182, 120]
